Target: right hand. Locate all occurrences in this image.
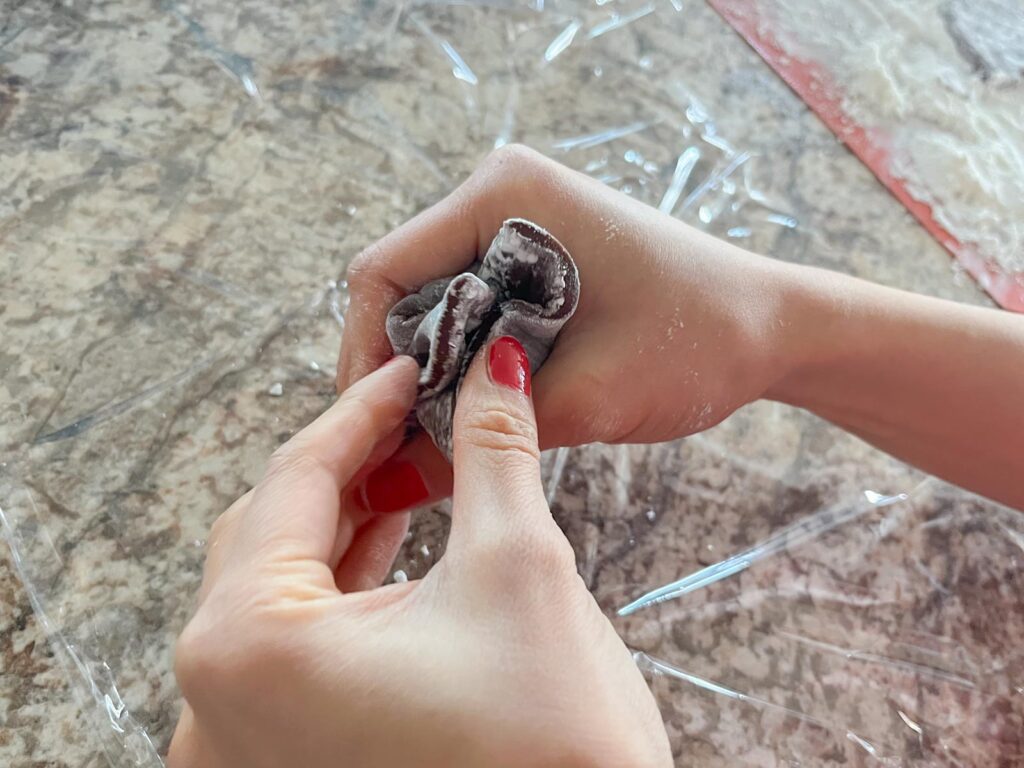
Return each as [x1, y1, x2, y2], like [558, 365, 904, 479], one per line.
[339, 144, 792, 512]
[171, 338, 672, 768]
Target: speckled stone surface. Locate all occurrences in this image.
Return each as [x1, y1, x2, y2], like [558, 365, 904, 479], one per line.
[1, 2, 1021, 767]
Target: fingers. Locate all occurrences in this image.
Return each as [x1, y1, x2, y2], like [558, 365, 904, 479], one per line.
[325, 420, 408, 569]
[446, 336, 560, 559]
[348, 342, 614, 516]
[196, 490, 253, 606]
[337, 190, 481, 391]
[222, 356, 418, 580]
[347, 356, 607, 513]
[348, 337, 607, 516]
[349, 431, 453, 513]
[336, 144, 561, 392]
[333, 512, 411, 592]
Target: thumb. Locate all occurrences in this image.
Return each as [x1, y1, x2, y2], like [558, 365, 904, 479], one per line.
[446, 336, 559, 559]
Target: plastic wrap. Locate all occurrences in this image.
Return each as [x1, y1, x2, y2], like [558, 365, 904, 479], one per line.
[706, 0, 1024, 311]
[1, 1, 1021, 766]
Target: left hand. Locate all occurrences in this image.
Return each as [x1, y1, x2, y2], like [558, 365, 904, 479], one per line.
[335, 146, 790, 521]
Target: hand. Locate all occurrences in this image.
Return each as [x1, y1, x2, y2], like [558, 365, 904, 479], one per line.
[169, 339, 672, 768]
[338, 144, 791, 513]
[338, 144, 1024, 513]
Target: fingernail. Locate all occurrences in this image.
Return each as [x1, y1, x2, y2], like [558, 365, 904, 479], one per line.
[488, 336, 531, 395]
[353, 460, 429, 513]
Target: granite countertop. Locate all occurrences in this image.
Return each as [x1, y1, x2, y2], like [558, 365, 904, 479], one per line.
[1, 2, 1021, 766]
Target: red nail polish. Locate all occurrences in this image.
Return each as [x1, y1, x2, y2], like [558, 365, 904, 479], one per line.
[488, 336, 531, 395]
[356, 460, 429, 513]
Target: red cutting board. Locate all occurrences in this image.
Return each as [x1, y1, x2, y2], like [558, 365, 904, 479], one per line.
[707, 0, 1024, 312]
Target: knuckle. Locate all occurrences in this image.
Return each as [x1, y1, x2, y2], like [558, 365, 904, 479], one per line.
[473, 144, 558, 197]
[469, 525, 577, 588]
[458, 406, 540, 461]
[174, 614, 226, 697]
[482, 142, 542, 171]
[461, 526, 520, 577]
[345, 244, 384, 287]
[521, 528, 578, 578]
[206, 496, 245, 544]
[207, 510, 232, 544]
[175, 602, 293, 703]
[341, 392, 381, 431]
[265, 447, 327, 483]
[337, 394, 390, 444]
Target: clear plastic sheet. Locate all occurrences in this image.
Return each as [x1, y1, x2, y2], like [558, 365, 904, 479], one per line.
[1, 1, 1021, 766]
[709, 0, 1024, 311]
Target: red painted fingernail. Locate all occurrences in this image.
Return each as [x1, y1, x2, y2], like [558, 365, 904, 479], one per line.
[354, 460, 429, 513]
[488, 336, 531, 395]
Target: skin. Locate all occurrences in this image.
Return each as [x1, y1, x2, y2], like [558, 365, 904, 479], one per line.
[338, 144, 1024, 513]
[170, 352, 671, 767]
[173, 144, 1024, 765]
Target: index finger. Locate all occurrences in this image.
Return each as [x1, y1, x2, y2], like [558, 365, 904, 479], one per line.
[223, 356, 419, 579]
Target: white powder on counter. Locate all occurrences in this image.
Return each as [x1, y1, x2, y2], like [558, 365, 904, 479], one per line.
[764, 0, 1024, 273]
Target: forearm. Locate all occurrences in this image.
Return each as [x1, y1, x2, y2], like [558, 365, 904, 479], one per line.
[766, 263, 1024, 510]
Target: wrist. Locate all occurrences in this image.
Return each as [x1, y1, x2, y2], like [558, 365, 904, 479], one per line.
[759, 261, 850, 407]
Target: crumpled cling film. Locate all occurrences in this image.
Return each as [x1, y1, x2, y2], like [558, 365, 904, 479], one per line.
[1, 490, 162, 765]
[1, 1, 1021, 766]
